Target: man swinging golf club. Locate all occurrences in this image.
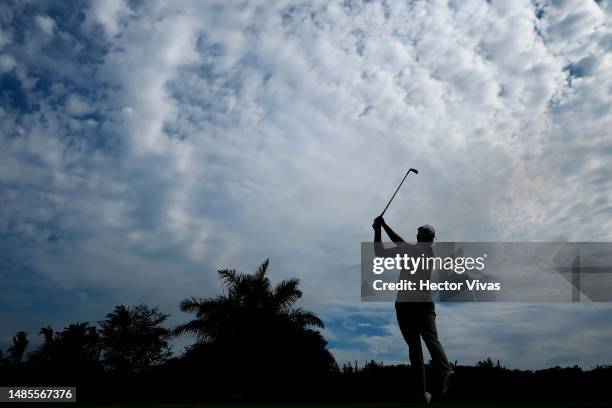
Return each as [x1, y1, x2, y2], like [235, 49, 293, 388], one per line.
[372, 169, 453, 403]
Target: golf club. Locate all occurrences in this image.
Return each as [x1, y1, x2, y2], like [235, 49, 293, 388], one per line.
[379, 168, 418, 217]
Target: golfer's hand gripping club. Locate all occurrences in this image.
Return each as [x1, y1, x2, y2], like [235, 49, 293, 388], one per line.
[372, 215, 384, 230]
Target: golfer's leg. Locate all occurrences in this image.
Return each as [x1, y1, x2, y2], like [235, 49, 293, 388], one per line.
[420, 304, 453, 374]
[407, 333, 426, 397]
[396, 304, 426, 397]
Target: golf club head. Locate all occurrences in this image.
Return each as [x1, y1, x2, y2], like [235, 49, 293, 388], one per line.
[409, 168, 419, 174]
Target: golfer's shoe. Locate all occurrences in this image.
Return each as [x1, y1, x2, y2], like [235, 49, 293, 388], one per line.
[423, 391, 432, 404]
[441, 370, 454, 395]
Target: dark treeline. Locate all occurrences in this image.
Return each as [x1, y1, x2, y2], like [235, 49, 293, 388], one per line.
[1, 260, 612, 403]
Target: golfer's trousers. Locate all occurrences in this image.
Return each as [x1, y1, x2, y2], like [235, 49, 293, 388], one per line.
[395, 302, 452, 396]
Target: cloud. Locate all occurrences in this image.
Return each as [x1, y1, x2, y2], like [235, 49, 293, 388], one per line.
[35, 15, 55, 36]
[0, 0, 611, 367]
[65, 94, 92, 115]
[0, 28, 12, 49]
[0, 54, 15, 73]
[84, 0, 131, 38]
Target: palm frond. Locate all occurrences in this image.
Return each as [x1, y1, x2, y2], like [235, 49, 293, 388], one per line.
[254, 259, 270, 280]
[273, 278, 302, 309]
[218, 268, 240, 288]
[179, 296, 207, 313]
[173, 320, 210, 342]
[287, 308, 324, 329]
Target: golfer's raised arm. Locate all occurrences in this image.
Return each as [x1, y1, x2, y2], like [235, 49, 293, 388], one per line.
[381, 221, 406, 244]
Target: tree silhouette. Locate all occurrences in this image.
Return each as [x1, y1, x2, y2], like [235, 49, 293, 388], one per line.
[477, 357, 496, 369]
[99, 304, 172, 375]
[7, 331, 28, 366]
[27, 326, 56, 367]
[1, 274, 612, 403]
[175, 259, 337, 398]
[176, 259, 324, 340]
[28, 322, 102, 376]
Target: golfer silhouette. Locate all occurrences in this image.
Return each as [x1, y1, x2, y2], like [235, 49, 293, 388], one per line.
[373, 216, 453, 403]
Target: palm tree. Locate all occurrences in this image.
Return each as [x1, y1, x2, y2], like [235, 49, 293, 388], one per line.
[175, 259, 337, 396]
[176, 259, 323, 342]
[7, 331, 29, 366]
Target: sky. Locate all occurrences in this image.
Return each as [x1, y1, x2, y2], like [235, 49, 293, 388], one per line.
[1, 0, 611, 370]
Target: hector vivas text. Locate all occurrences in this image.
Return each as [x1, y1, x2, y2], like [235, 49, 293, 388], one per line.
[371, 253, 501, 292]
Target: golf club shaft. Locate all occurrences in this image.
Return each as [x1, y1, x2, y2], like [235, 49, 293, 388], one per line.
[380, 169, 417, 217]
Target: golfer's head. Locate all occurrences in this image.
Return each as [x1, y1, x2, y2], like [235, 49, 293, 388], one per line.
[417, 224, 435, 243]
